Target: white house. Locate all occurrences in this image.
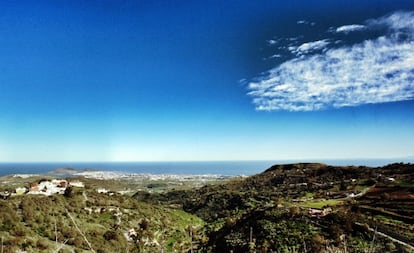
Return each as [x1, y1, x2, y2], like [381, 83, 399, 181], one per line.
[97, 188, 108, 194]
[28, 180, 67, 196]
[15, 187, 27, 195]
[69, 180, 85, 188]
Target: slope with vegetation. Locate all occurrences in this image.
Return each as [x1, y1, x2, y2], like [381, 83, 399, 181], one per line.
[0, 162, 413, 252]
[0, 184, 203, 253]
[135, 163, 414, 253]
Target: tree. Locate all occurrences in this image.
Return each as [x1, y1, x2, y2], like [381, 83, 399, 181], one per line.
[103, 230, 117, 241]
[64, 187, 73, 198]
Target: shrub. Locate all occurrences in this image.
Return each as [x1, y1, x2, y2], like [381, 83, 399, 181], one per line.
[10, 224, 26, 237]
[311, 234, 325, 252]
[36, 238, 49, 250]
[103, 230, 117, 241]
[59, 249, 72, 253]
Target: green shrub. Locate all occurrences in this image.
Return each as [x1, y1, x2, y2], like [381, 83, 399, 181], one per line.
[103, 230, 117, 241]
[36, 238, 49, 250]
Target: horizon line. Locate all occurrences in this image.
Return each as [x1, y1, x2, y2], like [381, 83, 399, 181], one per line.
[0, 157, 413, 164]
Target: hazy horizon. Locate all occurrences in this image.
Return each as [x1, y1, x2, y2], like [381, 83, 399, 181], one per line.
[1, 158, 413, 178]
[1, 157, 413, 165]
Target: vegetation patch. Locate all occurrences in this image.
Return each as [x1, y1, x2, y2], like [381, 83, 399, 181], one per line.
[300, 199, 343, 209]
[1, 162, 414, 252]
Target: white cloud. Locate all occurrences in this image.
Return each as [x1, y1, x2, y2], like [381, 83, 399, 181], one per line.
[297, 20, 316, 26]
[368, 11, 414, 33]
[288, 36, 301, 41]
[267, 39, 278, 45]
[336, 24, 366, 33]
[289, 39, 330, 55]
[270, 54, 282, 58]
[248, 11, 414, 111]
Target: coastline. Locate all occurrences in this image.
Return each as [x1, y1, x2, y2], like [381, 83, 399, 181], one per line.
[1, 159, 413, 178]
[71, 170, 235, 181]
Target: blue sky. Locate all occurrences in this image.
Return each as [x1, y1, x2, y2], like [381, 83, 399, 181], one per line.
[1, 0, 414, 162]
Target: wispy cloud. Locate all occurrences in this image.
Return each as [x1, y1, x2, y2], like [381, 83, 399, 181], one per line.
[288, 39, 330, 55]
[335, 24, 366, 33]
[368, 11, 414, 32]
[267, 39, 278, 45]
[269, 54, 282, 58]
[297, 20, 316, 26]
[248, 11, 414, 111]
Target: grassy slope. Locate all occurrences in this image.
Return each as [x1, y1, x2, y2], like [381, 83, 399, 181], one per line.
[0, 187, 204, 253]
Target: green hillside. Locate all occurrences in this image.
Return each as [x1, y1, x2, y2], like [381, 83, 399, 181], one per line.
[1, 163, 413, 252]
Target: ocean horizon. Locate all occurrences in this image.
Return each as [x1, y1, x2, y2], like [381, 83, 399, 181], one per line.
[0, 158, 413, 177]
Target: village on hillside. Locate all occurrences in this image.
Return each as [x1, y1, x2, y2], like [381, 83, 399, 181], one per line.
[0, 178, 86, 199]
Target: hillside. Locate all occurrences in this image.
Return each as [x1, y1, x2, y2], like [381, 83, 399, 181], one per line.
[135, 163, 414, 252]
[0, 179, 204, 253]
[0, 162, 413, 252]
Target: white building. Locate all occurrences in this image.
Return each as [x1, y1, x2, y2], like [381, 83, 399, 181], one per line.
[15, 187, 27, 195]
[69, 180, 85, 188]
[28, 180, 67, 196]
[97, 188, 108, 194]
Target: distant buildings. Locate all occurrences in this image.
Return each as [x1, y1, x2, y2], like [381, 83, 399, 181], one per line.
[27, 179, 68, 196]
[8, 179, 85, 197]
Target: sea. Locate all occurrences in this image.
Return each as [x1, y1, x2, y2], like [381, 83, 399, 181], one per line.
[0, 159, 412, 177]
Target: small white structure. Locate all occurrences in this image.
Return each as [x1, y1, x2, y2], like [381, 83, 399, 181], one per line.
[124, 228, 138, 241]
[52, 179, 68, 188]
[69, 180, 85, 188]
[97, 188, 108, 194]
[84, 207, 93, 214]
[15, 187, 27, 195]
[308, 207, 332, 217]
